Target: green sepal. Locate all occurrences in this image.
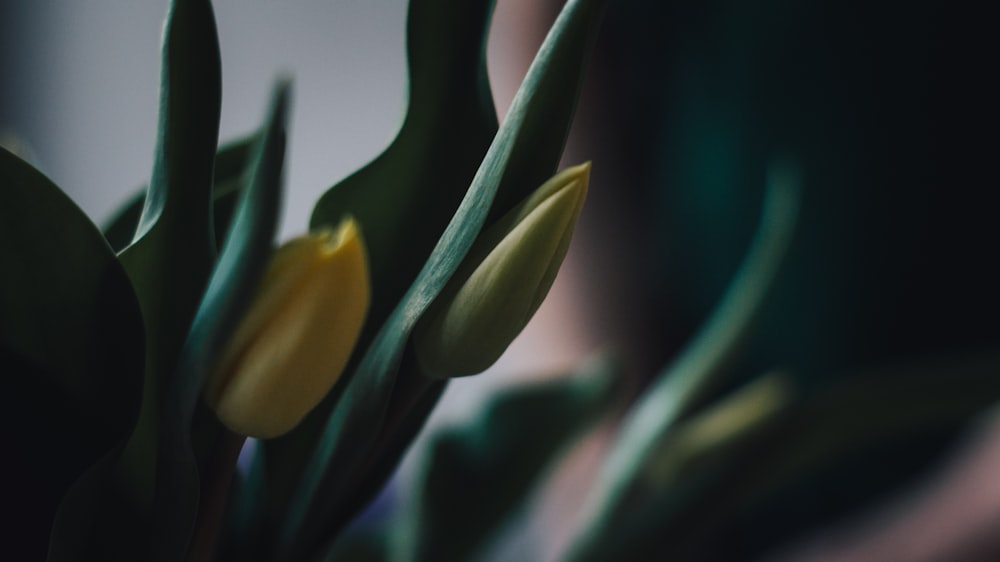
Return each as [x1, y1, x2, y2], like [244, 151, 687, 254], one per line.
[409, 354, 622, 562]
[275, 0, 608, 558]
[103, 135, 260, 254]
[0, 147, 145, 559]
[149, 78, 290, 561]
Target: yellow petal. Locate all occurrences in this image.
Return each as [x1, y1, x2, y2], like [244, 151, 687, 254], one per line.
[205, 218, 370, 438]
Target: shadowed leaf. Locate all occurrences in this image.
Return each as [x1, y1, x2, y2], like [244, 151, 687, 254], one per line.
[0, 148, 144, 560]
[113, 2, 223, 549]
[566, 161, 801, 559]
[150, 78, 290, 561]
[409, 354, 622, 562]
[103, 135, 260, 254]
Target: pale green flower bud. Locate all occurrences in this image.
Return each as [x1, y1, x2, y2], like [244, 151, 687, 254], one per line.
[415, 163, 590, 378]
[204, 218, 370, 438]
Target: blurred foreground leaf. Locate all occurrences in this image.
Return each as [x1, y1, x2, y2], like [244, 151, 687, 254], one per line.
[567, 161, 801, 558]
[705, 349, 1000, 561]
[0, 147, 144, 559]
[408, 354, 622, 562]
[573, 373, 793, 561]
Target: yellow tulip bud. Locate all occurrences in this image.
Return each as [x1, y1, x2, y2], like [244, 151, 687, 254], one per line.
[204, 217, 370, 439]
[415, 162, 590, 378]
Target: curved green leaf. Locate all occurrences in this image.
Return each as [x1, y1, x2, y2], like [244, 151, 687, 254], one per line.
[262, 0, 498, 546]
[268, 0, 502, 516]
[310, 0, 497, 344]
[408, 354, 622, 562]
[277, 0, 608, 558]
[571, 373, 793, 562]
[113, 0, 223, 544]
[0, 147, 144, 560]
[566, 161, 802, 558]
[306, 359, 448, 554]
[583, 351, 1000, 561]
[721, 351, 1000, 548]
[103, 135, 260, 254]
[150, 78, 290, 561]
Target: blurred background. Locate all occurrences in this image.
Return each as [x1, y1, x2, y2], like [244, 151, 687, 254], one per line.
[2, 0, 997, 560]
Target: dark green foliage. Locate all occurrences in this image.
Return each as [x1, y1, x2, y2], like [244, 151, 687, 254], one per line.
[260, 0, 500, 548]
[10, 0, 995, 560]
[102, 135, 260, 255]
[411, 354, 621, 561]
[150, 79, 290, 561]
[270, 0, 607, 559]
[113, 3, 224, 553]
[0, 147, 145, 559]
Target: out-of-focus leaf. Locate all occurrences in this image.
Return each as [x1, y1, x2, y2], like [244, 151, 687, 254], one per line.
[320, 527, 393, 562]
[408, 354, 621, 562]
[572, 373, 793, 562]
[216, 440, 267, 561]
[102, 135, 259, 254]
[566, 161, 801, 557]
[113, 0, 223, 540]
[150, 79, 290, 561]
[581, 351, 1000, 561]
[276, 0, 607, 558]
[699, 350, 1000, 561]
[0, 148, 144, 559]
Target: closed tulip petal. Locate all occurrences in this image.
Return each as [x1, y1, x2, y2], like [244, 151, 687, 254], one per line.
[205, 218, 370, 438]
[415, 163, 590, 378]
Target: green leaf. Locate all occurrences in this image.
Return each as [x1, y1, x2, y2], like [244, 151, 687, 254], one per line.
[150, 78, 290, 561]
[276, 0, 608, 557]
[716, 350, 1000, 555]
[565, 160, 801, 558]
[216, 439, 267, 561]
[307, 360, 448, 550]
[261, 0, 498, 546]
[320, 527, 393, 562]
[113, 0, 223, 541]
[585, 350, 1000, 561]
[103, 135, 260, 254]
[408, 354, 621, 562]
[310, 0, 498, 345]
[268, 0, 502, 511]
[571, 373, 793, 562]
[0, 147, 144, 559]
